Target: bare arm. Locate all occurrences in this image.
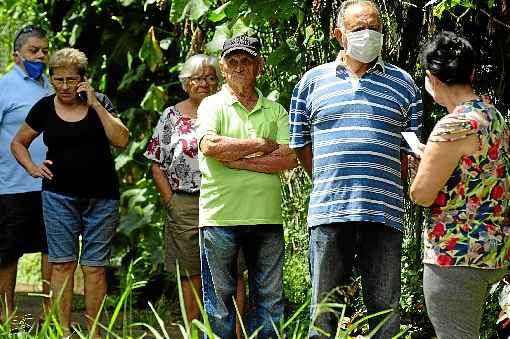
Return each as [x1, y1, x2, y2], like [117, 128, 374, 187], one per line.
[410, 135, 478, 207]
[200, 134, 278, 162]
[222, 145, 297, 173]
[151, 162, 173, 205]
[78, 82, 129, 148]
[10, 122, 53, 179]
[295, 144, 312, 177]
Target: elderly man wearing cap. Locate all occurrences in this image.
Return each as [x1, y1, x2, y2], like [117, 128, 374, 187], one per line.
[0, 25, 53, 322]
[196, 35, 297, 338]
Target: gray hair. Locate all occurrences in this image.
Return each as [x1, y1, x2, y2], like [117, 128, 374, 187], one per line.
[49, 48, 88, 76]
[14, 25, 47, 51]
[179, 54, 221, 92]
[336, 0, 381, 31]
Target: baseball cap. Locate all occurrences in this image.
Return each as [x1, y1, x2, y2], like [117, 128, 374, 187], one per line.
[221, 35, 261, 58]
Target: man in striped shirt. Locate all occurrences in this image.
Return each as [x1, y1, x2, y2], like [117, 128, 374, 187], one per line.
[289, 1, 422, 338]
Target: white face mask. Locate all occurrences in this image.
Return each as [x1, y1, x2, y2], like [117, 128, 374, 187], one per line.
[345, 29, 383, 64]
[425, 76, 435, 98]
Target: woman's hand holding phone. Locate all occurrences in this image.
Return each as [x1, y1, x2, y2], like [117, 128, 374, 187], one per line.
[76, 76, 97, 107]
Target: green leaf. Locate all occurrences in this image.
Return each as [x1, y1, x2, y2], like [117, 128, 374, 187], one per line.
[141, 84, 168, 112]
[69, 24, 82, 46]
[118, 64, 146, 91]
[208, 2, 229, 22]
[159, 37, 172, 50]
[127, 51, 133, 71]
[115, 153, 132, 170]
[246, 0, 295, 20]
[169, 0, 211, 23]
[432, 0, 448, 18]
[138, 26, 163, 72]
[205, 23, 231, 54]
[119, 0, 137, 6]
[231, 18, 254, 37]
[267, 42, 290, 66]
[266, 90, 280, 102]
[118, 207, 146, 235]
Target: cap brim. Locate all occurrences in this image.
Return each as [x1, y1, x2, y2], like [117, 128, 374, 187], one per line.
[222, 46, 258, 58]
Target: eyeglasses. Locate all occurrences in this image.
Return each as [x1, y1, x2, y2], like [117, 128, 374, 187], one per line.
[189, 75, 218, 84]
[52, 76, 81, 87]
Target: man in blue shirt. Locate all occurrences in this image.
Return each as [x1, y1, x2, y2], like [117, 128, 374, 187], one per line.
[0, 25, 53, 322]
[289, 1, 422, 338]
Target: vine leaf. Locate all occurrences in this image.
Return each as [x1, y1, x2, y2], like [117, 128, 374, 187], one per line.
[169, 0, 211, 23]
[141, 84, 168, 112]
[208, 2, 229, 22]
[205, 23, 231, 54]
[231, 18, 254, 37]
[138, 26, 163, 72]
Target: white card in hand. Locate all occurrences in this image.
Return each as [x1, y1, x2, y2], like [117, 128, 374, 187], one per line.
[401, 132, 422, 156]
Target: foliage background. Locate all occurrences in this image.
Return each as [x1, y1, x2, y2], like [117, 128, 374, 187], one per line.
[1, 0, 509, 337]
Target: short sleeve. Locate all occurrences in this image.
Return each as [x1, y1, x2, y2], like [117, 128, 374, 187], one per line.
[25, 96, 49, 133]
[196, 96, 221, 147]
[429, 110, 484, 142]
[288, 78, 311, 148]
[144, 107, 174, 165]
[275, 103, 289, 145]
[95, 93, 117, 116]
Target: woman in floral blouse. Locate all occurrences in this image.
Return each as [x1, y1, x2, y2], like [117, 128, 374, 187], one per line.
[144, 55, 245, 326]
[410, 31, 510, 338]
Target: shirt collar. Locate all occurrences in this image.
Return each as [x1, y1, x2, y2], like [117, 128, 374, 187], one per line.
[335, 51, 386, 74]
[13, 64, 50, 88]
[221, 84, 265, 112]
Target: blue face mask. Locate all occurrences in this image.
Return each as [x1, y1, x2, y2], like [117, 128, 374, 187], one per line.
[19, 55, 46, 80]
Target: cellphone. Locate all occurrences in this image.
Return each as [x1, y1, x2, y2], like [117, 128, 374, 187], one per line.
[78, 75, 88, 102]
[78, 91, 87, 102]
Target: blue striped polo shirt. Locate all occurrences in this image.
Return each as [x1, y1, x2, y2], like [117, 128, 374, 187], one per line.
[289, 59, 422, 230]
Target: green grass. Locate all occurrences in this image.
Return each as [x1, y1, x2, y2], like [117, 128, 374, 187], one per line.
[2, 259, 405, 339]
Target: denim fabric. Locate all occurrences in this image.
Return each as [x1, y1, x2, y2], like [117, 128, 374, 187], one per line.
[42, 191, 118, 266]
[309, 222, 402, 339]
[200, 224, 285, 339]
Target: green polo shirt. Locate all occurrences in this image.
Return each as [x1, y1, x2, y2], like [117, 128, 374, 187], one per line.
[196, 85, 289, 227]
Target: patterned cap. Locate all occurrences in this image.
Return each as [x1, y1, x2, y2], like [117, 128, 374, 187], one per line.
[221, 35, 261, 58]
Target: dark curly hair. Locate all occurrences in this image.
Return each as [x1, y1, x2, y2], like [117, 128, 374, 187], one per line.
[420, 31, 476, 85]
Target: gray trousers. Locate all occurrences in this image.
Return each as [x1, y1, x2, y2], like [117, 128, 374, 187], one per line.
[423, 263, 507, 339]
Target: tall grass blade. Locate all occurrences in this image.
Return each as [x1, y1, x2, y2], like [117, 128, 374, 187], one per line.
[147, 301, 169, 338]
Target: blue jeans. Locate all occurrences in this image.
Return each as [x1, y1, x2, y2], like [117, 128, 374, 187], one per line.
[309, 222, 402, 339]
[200, 224, 285, 339]
[42, 191, 118, 266]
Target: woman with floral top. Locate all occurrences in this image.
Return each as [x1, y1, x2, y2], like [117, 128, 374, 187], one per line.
[144, 54, 245, 327]
[410, 31, 510, 338]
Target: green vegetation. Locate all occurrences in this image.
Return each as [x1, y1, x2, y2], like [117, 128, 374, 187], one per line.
[2, 0, 510, 338]
[3, 260, 400, 338]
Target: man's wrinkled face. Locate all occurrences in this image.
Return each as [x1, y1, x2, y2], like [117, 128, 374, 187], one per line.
[220, 52, 261, 88]
[15, 36, 49, 64]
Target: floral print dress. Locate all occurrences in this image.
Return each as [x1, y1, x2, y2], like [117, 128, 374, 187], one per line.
[144, 106, 200, 193]
[423, 99, 510, 269]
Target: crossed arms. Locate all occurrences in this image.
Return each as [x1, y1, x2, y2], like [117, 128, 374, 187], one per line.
[200, 134, 297, 173]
